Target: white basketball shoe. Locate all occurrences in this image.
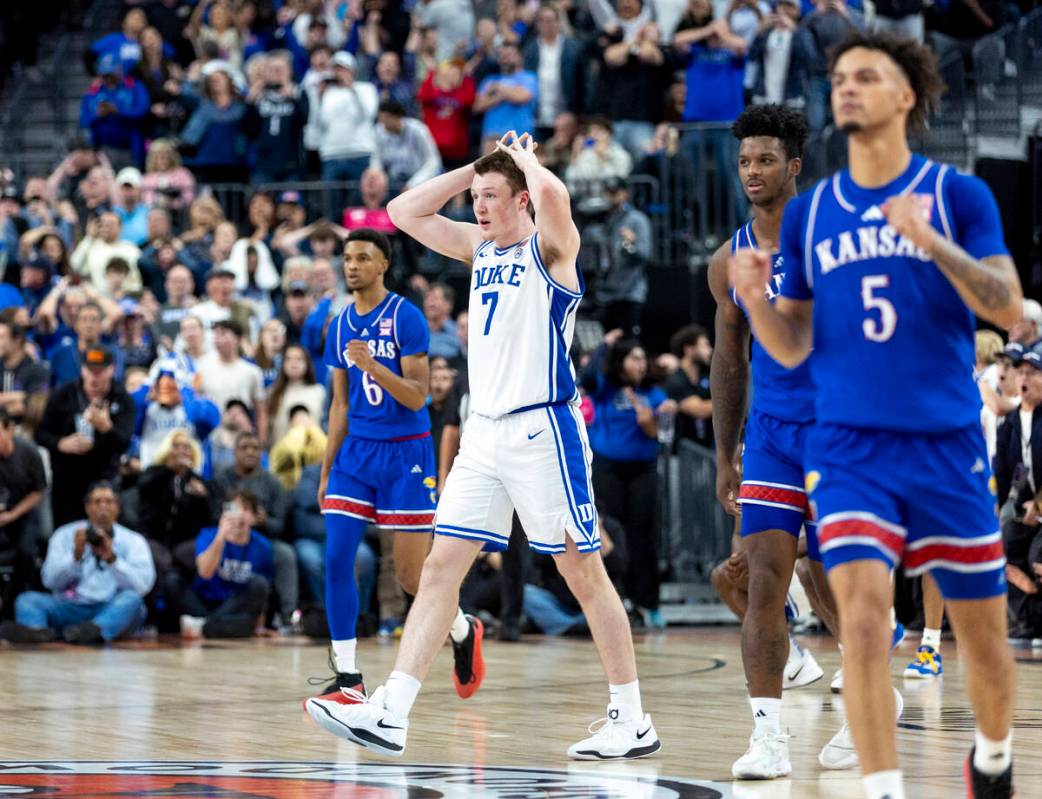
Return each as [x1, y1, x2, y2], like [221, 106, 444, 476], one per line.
[306, 685, 408, 757]
[567, 704, 662, 760]
[732, 730, 793, 779]
[819, 687, 904, 770]
[783, 635, 824, 690]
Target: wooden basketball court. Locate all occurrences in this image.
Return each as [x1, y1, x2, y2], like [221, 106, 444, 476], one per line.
[1, 628, 1040, 798]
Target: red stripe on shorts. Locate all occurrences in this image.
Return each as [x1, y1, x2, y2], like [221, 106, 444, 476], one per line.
[739, 484, 808, 510]
[376, 512, 435, 527]
[904, 540, 1005, 570]
[818, 518, 906, 557]
[322, 498, 376, 519]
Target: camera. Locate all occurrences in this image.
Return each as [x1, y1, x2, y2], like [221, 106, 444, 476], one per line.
[85, 526, 103, 547]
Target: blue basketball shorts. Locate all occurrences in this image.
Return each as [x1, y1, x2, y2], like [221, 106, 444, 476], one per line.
[322, 434, 437, 531]
[805, 423, 1005, 600]
[738, 409, 821, 562]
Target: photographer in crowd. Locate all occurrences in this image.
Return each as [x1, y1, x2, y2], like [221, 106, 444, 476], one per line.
[0, 482, 154, 644]
[176, 490, 273, 640]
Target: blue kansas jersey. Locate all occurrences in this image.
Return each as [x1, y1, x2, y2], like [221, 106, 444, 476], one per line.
[779, 155, 1008, 433]
[323, 291, 431, 440]
[730, 222, 815, 423]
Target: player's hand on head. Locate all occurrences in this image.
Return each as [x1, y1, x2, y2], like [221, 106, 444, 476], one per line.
[882, 194, 937, 251]
[496, 130, 538, 164]
[728, 248, 772, 303]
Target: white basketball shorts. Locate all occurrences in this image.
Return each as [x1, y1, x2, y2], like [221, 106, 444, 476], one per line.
[434, 402, 600, 554]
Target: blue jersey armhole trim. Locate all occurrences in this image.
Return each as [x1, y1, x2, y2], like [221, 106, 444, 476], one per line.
[532, 232, 583, 299]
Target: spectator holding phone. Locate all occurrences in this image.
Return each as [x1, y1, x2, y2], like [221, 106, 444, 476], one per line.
[0, 481, 154, 645]
[177, 490, 273, 639]
[35, 346, 135, 527]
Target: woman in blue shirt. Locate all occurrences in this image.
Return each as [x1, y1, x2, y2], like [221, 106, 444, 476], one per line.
[181, 69, 249, 185]
[580, 330, 675, 628]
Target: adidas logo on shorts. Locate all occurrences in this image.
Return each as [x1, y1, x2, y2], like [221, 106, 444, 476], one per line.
[411, 465, 422, 474]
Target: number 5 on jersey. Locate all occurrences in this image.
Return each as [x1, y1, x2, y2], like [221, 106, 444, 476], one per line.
[861, 274, 897, 343]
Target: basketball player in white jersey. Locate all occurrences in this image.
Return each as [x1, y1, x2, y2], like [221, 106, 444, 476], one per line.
[305, 132, 661, 760]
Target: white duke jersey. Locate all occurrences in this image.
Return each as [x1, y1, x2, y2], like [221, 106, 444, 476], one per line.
[467, 232, 584, 418]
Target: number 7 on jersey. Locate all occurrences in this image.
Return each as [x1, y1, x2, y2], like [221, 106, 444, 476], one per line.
[481, 290, 499, 335]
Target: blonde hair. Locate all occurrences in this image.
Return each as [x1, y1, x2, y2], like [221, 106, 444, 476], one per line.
[146, 139, 182, 173]
[153, 429, 203, 471]
[281, 255, 313, 293]
[975, 329, 1004, 366]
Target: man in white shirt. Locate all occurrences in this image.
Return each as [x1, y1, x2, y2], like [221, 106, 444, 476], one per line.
[191, 268, 259, 344]
[70, 211, 144, 293]
[0, 482, 155, 644]
[372, 101, 443, 190]
[196, 319, 268, 444]
[318, 51, 379, 184]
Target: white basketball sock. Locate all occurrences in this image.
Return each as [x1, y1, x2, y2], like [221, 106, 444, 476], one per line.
[331, 639, 357, 674]
[749, 696, 782, 736]
[921, 628, 941, 651]
[384, 670, 422, 719]
[862, 769, 905, 799]
[609, 680, 643, 722]
[449, 608, 470, 643]
[973, 729, 1012, 775]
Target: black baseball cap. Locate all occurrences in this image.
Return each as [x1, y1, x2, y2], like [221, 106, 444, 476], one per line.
[1021, 350, 1042, 372]
[83, 345, 114, 370]
[205, 267, 235, 282]
[998, 342, 1024, 365]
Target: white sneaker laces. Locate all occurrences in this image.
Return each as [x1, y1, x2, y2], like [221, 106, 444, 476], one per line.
[338, 686, 368, 703]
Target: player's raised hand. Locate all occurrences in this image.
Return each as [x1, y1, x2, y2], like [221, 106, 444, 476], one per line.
[882, 193, 937, 251]
[728, 248, 772, 305]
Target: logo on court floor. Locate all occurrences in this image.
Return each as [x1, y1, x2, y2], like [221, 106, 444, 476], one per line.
[0, 761, 730, 798]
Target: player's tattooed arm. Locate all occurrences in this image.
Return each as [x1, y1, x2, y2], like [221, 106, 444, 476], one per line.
[929, 245, 1022, 330]
[883, 193, 1023, 330]
[708, 243, 749, 515]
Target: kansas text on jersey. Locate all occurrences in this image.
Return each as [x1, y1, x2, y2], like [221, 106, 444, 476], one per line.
[779, 155, 1009, 433]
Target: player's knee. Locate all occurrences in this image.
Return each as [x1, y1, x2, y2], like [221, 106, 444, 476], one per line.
[794, 557, 813, 591]
[395, 560, 422, 596]
[557, 555, 604, 604]
[745, 561, 789, 610]
[710, 563, 730, 593]
[837, 598, 890, 655]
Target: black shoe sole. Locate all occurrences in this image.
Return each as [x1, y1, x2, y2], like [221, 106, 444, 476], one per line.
[572, 739, 662, 760]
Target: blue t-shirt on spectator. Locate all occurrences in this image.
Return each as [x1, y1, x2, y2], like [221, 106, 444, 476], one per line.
[681, 44, 745, 122]
[478, 71, 539, 139]
[192, 526, 274, 604]
[0, 283, 23, 311]
[91, 32, 143, 76]
[588, 383, 667, 463]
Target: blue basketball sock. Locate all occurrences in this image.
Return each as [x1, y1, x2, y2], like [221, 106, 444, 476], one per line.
[325, 513, 369, 642]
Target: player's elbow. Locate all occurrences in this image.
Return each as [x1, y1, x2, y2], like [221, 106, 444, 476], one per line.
[386, 194, 408, 227]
